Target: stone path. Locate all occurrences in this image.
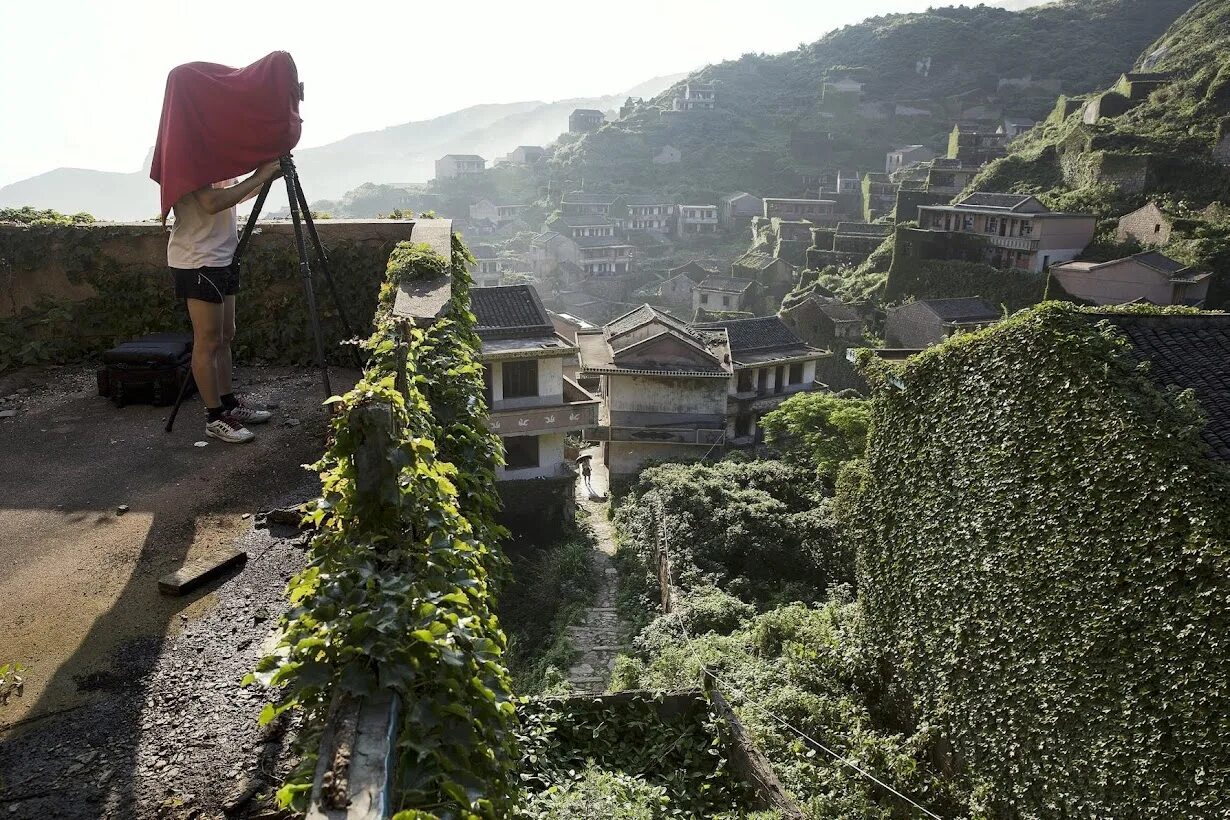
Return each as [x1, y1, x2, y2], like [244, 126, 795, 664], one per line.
[566, 451, 627, 693]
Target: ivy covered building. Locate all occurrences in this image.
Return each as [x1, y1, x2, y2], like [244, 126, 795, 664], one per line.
[847, 304, 1230, 816]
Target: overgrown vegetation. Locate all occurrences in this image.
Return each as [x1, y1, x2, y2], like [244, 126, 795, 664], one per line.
[499, 533, 599, 695]
[970, 0, 1230, 306]
[0, 206, 94, 226]
[845, 302, 1230, 816]
[248, 237, 521, 818]
[516, 693, 766, 819]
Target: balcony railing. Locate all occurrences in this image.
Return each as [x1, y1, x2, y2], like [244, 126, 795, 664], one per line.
[585, 426, 726, 446]
[987, 235, 1039, 251]
[488, 378, 599, 435]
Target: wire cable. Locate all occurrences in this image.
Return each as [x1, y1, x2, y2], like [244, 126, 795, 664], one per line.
[652, 502, 945, 820]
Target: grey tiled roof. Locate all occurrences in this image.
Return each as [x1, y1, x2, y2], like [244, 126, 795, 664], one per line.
[920, 298, 1000, 322]
[470, 285, 553, 339]
[693, 315, 807, 354]
[698, 277, 755, 293]
[733, 252, 780, 271]
[819, 302, 862, 322]
[1095, 313, 1230, 462]
[1133, 251, 1190, 275]
[573, 235, 633, 249]
[606, 304, 691, 337]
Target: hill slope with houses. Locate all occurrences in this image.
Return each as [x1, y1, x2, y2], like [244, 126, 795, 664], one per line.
[546, 0, 1194, 203]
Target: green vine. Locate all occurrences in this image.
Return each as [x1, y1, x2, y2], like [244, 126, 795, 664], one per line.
[845, 302, 1230, 817]
[247, 236, 519, 819]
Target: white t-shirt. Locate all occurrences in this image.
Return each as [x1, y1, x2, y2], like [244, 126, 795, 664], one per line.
[167, 181, 238, 269]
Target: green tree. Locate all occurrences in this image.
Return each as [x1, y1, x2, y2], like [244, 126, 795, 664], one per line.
[759, 393, 871, 480]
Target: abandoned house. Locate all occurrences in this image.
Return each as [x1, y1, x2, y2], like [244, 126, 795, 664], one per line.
[576, 305, 732, 475]
[1050, 251, 1212, 307]
[886, 144, 936, 173]
[916, 192, 1097, 272]
[722, 192, 764, 228]
[560, 190, 618, 217]
[622, 196, 675, 233]
[569, 108, 606, 133]
[762, 197, 837, 222]
[693, 315, 829, 444]
[672, 82, 716, 111]
[1116, 202, 1176, 246]
[693, 277, 761, 314]
[886, 297, 1001, 349]
[947, 122, 1009, 166]
[472, 286, 600, 509]
[469, 244, 503, 288]
[434, 154, 486, 180]
[677, 204, 720, 236]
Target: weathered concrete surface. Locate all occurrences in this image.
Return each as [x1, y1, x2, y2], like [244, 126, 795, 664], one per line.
[0, 363, 354, 728]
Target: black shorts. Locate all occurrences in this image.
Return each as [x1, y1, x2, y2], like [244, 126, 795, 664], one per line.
[172, 264, 240, 303]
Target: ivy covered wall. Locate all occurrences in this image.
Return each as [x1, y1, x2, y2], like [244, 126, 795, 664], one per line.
[843, 303, 1230, 817]
[0, 221, 414, 371]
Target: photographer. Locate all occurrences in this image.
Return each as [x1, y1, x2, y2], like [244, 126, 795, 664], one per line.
[167, 161, 282, 443]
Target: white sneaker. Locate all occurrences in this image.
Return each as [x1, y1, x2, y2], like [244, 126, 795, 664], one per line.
[206, 415, 256, 443]
[226, 398, 273, 425]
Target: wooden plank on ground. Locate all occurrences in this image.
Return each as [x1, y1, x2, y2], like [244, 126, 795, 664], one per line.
[157, 549, 247, 595]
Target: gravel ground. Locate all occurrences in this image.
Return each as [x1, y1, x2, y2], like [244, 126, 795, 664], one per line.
[0, 503, 313, 820]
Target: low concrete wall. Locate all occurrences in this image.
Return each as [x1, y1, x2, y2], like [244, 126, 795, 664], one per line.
[0, 220, 415, 319]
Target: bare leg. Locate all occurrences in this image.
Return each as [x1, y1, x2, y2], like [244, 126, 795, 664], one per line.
[186, 298, 224, 408]
[217, 295, 236, 396]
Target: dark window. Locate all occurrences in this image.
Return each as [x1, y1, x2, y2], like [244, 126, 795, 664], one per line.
[502, 360, 538, 399]
[482, 370, 494, 406]
[735, 415, 752, 437]
[774, 366, 785, 394]
[722, 296, 731, 308]
[757, 368, 768, 395]
[789, 362, 804, 385]
[737, 370, 754, 393]
[700, 293, 709, 305]
[503, 435, 539, 470]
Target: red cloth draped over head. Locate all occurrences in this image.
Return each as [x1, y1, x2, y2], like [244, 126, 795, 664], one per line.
[150, 51, 303, 218]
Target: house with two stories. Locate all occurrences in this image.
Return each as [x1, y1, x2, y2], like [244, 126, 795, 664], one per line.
[576, 306, 733, 475]
[577, 305, 827, 473]
[1050, 251, 1212, 306]
[722, 192, 763, 228]
[434, 154, 486, 180]
[677, 204, 720, 236]
[471, 285, 601, 520]
[916, 192, 1097, 272]
[622, 196, 675, 233]
[693, 277, 760, 315]
[947, 123, 1009, 166]
[470, 244, 503, 288]
[569, 109, 606, 133]
[672, 82, 716, 111]
[693, 315, 829, 444]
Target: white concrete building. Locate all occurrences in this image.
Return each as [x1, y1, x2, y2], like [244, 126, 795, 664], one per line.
[472, 286, 600, 484]
[693, 316, 829, 444]
[677, 204, 719, 236]
[434, 154, 486, 180]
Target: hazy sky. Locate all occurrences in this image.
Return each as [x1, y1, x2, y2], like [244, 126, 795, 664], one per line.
[0, 0, 1043, 187]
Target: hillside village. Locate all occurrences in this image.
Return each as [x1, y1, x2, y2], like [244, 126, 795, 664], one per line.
[1, 1, 1229, 819]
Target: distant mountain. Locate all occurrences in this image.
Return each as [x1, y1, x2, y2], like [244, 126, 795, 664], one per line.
[553, 0, 1195, 202]
[0, 74, 685, 221]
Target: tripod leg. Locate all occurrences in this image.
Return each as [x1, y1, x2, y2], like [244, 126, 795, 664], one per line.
[281, 157, 332, 399]
[288, 164, 365, 370]
[165, 368, 197, 433]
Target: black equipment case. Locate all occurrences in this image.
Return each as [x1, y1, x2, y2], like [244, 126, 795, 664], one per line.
[97, 332, 195, 407]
